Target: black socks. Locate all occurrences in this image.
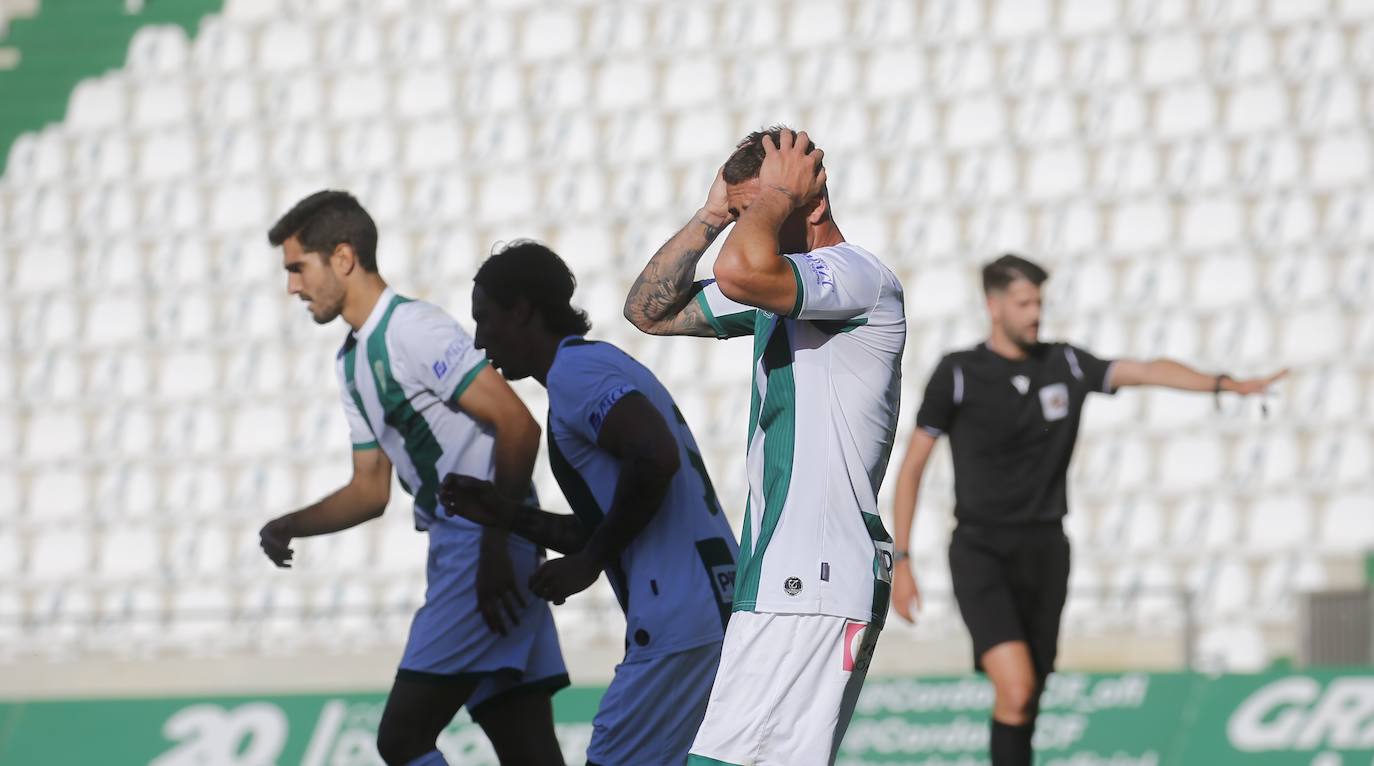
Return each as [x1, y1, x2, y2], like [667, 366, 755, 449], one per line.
[990, 719, 1034, 766]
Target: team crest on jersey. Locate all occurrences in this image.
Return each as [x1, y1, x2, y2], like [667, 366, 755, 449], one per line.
[1011, 375, 1030, 395]
[1039, 383, 1069, 421]
[374, 361, 387, 391]
[783, 576, 803, 596]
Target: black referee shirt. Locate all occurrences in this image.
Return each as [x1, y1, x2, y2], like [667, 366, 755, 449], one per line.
[914, 342, 1117, 526]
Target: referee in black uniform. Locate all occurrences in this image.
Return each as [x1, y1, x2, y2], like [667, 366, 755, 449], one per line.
[888, 254, 1286, 766]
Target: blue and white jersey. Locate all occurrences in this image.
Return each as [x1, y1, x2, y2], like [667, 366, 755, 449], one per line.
[546, 337, 739, 661]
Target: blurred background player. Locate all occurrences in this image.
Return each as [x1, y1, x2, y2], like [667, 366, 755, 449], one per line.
[625, 128, 907, 766]
[888, 253, 1288, 766]
[441, 241, 738, 766]
[256, 192, 567, 766]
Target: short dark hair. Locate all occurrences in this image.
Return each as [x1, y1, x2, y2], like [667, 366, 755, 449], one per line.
[268, 190, 379, 273]
[983, 253, 1049, 294]
[722, 124, 813, 185]
[474, 240, 592, 337]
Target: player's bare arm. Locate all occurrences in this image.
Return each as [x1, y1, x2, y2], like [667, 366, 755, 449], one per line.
[527, 393, 682, 604]
[453, 364, 543, 635]
[889, 428, 939, 624]
[1108, 359, 1289, 394]
[259, 447, 393, 568]
[714, 130, 826, 315]
[624, 167, 734, 337]
[440, 474, 591, 555]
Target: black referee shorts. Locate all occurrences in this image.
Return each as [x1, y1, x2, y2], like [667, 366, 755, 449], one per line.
[948, 522, 1070, 678]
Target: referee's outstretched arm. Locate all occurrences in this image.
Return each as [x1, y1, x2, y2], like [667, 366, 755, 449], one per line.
[1105, 358, 1288, 394]
[889, 427, 939, 623]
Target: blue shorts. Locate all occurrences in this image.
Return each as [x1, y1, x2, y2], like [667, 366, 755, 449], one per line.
[587, 639, 722, 766]
[398, 519, 568, 717]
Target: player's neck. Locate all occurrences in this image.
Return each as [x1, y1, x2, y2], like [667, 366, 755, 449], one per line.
[342, 276, 389, 331]
[530, 332, 572, 386]
[985, 331, 1029, 361]
[808, 220, 845, 251]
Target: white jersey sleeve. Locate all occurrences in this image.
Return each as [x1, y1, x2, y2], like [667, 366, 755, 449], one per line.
[547, 344, 641, 444]
[388, 302, 490, 403]
[781, 244, 885, 322]
[692, 279, 758, 339]
[338, 368, 378, 450]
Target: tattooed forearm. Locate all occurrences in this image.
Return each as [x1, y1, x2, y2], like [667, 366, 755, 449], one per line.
[624, 215, 725, 337]
[510, 505, 590, 555]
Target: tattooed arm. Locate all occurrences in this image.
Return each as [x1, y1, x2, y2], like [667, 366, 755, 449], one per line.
[623, 167, 735, 337]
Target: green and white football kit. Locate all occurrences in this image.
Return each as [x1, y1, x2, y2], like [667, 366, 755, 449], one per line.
[687, 243, 906, 766]
[338, 287, 567, 713]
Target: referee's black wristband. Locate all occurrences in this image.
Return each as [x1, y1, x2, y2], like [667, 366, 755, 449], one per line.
[1214, 373, 1232, 410]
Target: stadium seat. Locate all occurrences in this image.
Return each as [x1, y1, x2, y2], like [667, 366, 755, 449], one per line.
[1278, 306, 1347, 365]
[29, 526, 93, 580]
[377, 520, 429, 574]
[1141, 387, 1213, 431]
[127, 25, 190, 76]
[1158, 434, 1225, 491]
[1189, 250, 1256, 307]
[1245, 493, 1315, 552]
[1063, 557, 1104, 627]
[0, 527, 19, 578]
[1307, 429, 1374, 488]
[24, 412, 85, 461]
[1192, 557, 1252, 617]
[1195, 621, 1267, 672]
[98, 526, 162, 579]
[378, 576, 424, 636]
[1140, 31, 1203, 87]
[1125, 255, 1191, 308]
[227, 404, 290, 458]
[1319, 491, 1374, 552]
[66, 75, 127, 133]
[168, 585, 233, 653]
[28, 586, 95, 655]
[315, 579, 379, 643]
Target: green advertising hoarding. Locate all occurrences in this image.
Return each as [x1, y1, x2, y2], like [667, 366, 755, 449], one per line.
[1, 671, 1371, 765]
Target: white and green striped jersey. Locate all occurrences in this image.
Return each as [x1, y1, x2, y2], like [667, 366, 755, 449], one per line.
[693, 242, 906, 626]
[337, 287, 496, 532]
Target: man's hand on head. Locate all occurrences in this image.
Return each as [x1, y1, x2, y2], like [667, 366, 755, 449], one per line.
[700, 165, 737, 232]
[758, 130, 827, 211]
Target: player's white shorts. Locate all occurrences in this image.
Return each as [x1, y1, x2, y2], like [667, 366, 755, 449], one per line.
[587, 639, 722, 766]
[397, 519, 568, 718]
[687, 612, 879, 766]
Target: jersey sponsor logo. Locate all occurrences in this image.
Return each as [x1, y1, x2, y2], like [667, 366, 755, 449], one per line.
[783, 576, 803, 596]
[711, 564, 736, 603]
[431, 338, 470, 382]
[798, 251, 836, 290]
[1011, 374, 1030, 395]
[843, 620, 871, 672]
[588, 384, 634, 433]
[1039, 382, 1069, 421]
